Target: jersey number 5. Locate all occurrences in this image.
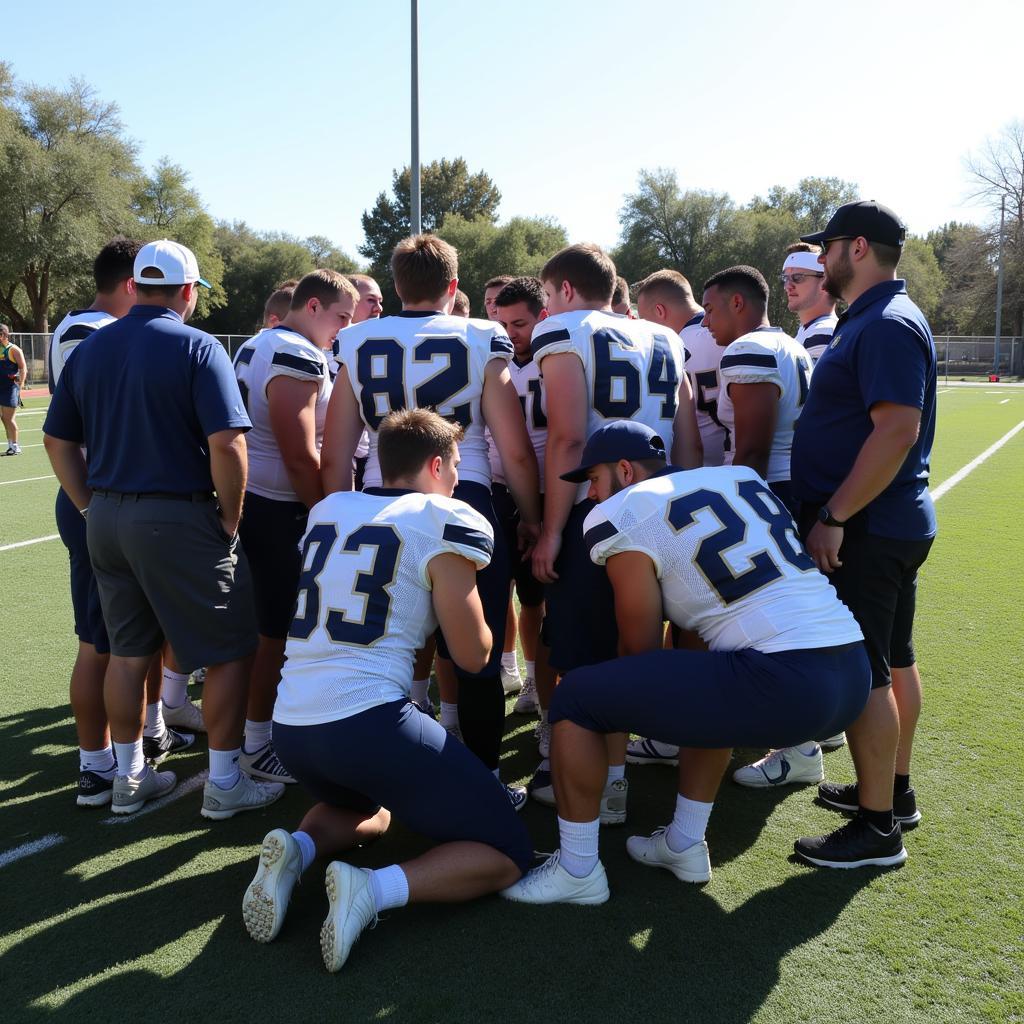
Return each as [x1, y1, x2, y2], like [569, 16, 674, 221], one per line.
[289, 523, 402, 646]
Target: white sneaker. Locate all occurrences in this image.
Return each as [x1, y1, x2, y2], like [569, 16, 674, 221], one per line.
[626, 737, 680, 766]
[111, 766, 177, 815]
[321, 862, 377, 972]
[201, 772, 285, 820]
[513, 676, 537, 714]
[732, 746, 824, 788]
[537, 719, 551, 759]
[240, 742, 296, 784]
[501, 662, 523, 695]
[600, 778, 628, 826]
[819, 732, 847, 751]
[163, 697, 205, 733]
[501, 851, 609, 905]
[626, 828, 711, 883]
[242, 829, 302, 943]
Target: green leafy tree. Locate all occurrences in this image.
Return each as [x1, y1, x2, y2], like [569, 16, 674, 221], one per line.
[303, 234, 360, 275]
[896, 237, 945, 324]
[0, 64, 139, 331]
[750, 176, 860, 233]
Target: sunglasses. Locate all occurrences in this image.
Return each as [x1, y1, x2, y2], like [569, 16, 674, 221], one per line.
[780, 272, 824, 286]
[820, 236, 853, 256]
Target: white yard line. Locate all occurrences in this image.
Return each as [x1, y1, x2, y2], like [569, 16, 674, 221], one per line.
[101, 770, 208, 824]
[931, 420, 1024, 502]
[0, 474, 54, 486]
[0, 833, 66, 869]
[0, 534, 60, 552]
[1000, 399, 1010, 405]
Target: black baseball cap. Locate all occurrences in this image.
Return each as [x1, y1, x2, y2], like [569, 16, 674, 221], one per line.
[561, 421, 668, 482]
[800, 200, 907, 248]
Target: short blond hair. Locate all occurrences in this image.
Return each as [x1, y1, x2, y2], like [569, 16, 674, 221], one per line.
[378, 408, 464, 482]
[391, 235, 458, 305]
[635, 269, 695, 306]
[290, 269, 358, 311]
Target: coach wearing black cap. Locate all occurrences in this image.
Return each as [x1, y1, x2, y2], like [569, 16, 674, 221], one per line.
[789, 201, 937, 869]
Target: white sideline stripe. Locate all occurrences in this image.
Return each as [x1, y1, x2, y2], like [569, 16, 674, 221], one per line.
[0, 474, 54, 486]
[16, 409, 49, 416]
[931, 419, 1024, 502]
[0, 833, 66, 869]
[936, 389, 953, 395]
[1000, 399, 1010, 405]
[0, 534, 60, 552]
[102, 770, 208, 825]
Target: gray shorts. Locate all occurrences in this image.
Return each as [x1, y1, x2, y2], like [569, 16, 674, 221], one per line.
[87, 492, 257, 671]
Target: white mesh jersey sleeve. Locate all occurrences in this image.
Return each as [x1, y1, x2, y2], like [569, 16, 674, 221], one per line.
[48, 310, 116, 391]
[719, 330, 786, 389]
[262, 328, 329, 400]
[582, 497, 665, 578]
[416, 496, 495, 584]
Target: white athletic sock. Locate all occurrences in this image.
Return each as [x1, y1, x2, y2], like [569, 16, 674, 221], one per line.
[209, 747, 241, 790]
[439, 701, 459, 730]
[557, 816, 600, 878]
[143, 701, 165, 738]
[524, 660, 536, 681]
[161, 668, 190, 709]
[606, 763, 625, 785]
[666, 794, 714, 853]
[244, 719, 272, 753]
[795, 742, 819, 757]
[80, 745, 115, 775]
[114, 740, 145, 778]
[501, 651, 519, 672]
[410, 678, 429, 705]
[370, 864, 409, 912]
[292, 830, 316, 873]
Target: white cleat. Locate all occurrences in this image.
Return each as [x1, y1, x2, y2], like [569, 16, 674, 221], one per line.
[163, 697, 206, 734]
[818, 732, 847, 751]
[600, 778, 628, 826]
[501, 663, 523, 695]
[732, 746, 824, 788]
[500, 851, 609, 905]
[321, 862, 377, 972]
[242, 829, 302, 943]
[626, 737, 680, 766]
[201, 772, 285, 820]
[626, 828, 711, 883]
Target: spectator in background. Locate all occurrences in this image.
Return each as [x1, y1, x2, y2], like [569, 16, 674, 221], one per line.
[0, 323, 27, 455]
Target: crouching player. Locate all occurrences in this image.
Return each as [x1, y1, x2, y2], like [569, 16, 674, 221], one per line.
[242, 409, 532, 969]
[502, 422, 874, 906]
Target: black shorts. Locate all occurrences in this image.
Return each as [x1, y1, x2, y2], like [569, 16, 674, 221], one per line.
[55, 488, 110, 654]
[434, 481, 509, 676]
[238, 492, 308, 639]
[491, 484, 544, 608]
[799, 506, 933, 689]
[543, 499, 619, 673]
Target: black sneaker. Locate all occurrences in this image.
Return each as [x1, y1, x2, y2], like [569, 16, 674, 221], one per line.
[143, 727, 196, 765]
[794, 814, 907, 869]
[77, 769, 115, 807]
[817, 781, 922, 828]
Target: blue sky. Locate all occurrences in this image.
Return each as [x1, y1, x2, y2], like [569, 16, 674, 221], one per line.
[3, 0, 1021, 261]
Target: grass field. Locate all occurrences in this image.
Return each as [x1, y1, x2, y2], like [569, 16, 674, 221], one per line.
[2, 389, 1022, 1024]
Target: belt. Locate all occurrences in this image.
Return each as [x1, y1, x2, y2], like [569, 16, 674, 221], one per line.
[92, 490, 215, 503]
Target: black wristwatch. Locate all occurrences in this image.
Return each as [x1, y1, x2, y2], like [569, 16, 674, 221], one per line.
[818, 505, 847, 528]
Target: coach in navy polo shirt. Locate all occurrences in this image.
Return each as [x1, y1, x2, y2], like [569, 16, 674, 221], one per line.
[789, 201, 936, 870]
[44, 239, 283, 821]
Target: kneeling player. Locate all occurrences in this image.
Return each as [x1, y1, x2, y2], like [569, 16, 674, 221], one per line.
[242, 410, 532, 970]
[502, 422, 874, 906]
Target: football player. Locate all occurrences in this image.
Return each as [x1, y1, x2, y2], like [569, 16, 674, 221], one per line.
[501, 422, 872, 905]
[322, 235, 540, 799]
[242, 410, 533, 970]
[782, 243, 838, 363]
[483, 275, 515, 321]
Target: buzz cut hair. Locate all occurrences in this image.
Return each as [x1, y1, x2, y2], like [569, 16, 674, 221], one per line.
[94, 237, 144, 294]
[541, 243, 617, 304]
[484, 275, 515, 292]
[785, 241, 821, 255]
[290, 269, 358, 312]
[702, 265, 769, 312]
[378, 407, 465, 483]
[347, 273, 380, 290]
[391, 234, 459, 305]
[635, 269, 696, 306]
[495, 276, 546, 317]
[452, 289, 470, 316]
[263, 281, 297, 325]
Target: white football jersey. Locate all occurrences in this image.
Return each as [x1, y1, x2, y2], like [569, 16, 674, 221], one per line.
[487, 356, 547, 487]
[329, 335, 370, 459]
[584, 466, 863, 654]
[717, 327, 812, 483]
[234, 326, 332, 502]
[679, 314, 728, 467]
[531, 311, 685, 498]
[335, 312, 514, 489]
[48, 309, 117, 391]
[795, 312, 838, 364]
[274, 490, 494, 725]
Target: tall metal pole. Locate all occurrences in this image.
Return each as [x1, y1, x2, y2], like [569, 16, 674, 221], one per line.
[994, 195, 1005, 375]
[410, 0, 422, 237]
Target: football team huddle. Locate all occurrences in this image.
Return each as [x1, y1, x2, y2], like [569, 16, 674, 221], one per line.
[41, 199, 938, 974]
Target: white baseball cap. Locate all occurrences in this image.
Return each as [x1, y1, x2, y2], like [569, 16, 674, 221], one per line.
[133, 239, 211, 288]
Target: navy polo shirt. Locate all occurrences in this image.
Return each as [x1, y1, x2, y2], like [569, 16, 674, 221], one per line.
[791, 280, 936, 540]
[44, 305, 251, 493]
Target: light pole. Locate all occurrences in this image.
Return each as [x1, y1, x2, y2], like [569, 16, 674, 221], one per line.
[410, 0, 422, 237]
[994, 195, 1005, 376]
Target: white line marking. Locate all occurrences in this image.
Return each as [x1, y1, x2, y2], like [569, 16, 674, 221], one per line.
[932, 419, 1024, 502]
[0, 833, 66, 869]
[102, 770, 208, 824]
[937, 389, 953, 395]
[1000, 399, 1010, 404]
[14, 409, 49, 416]
[0, 534, 60, 552]
[0, 474, 54, 486]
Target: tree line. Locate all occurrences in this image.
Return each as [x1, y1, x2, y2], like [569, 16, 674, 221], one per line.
[2, 62, 1020, 340]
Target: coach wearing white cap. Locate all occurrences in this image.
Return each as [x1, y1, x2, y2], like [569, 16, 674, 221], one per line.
[44, 239, 284, 819]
